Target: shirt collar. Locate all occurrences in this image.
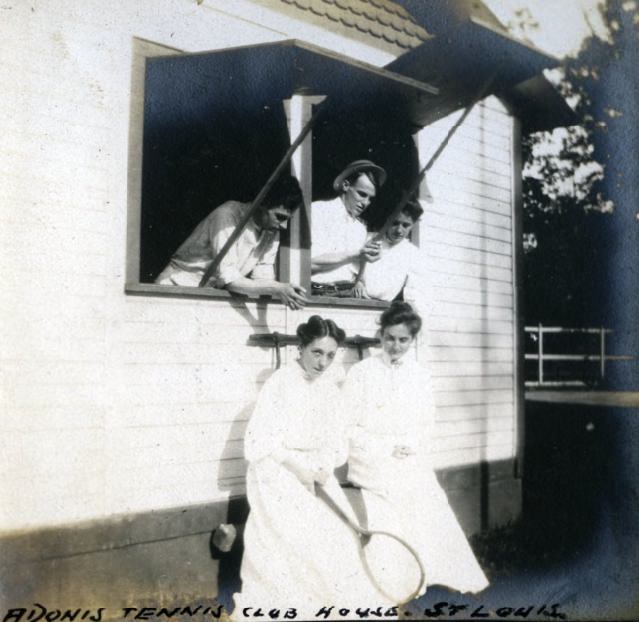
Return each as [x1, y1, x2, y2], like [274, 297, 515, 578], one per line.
[381, 352, 406, 368]
[246, 208, 276, 241]
[295, 358, 316, 382]
[339, 197, 363, 224]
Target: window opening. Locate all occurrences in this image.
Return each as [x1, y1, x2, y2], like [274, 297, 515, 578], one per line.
[133, 40, 445, 305]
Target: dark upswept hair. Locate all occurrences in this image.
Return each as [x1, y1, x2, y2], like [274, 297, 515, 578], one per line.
[296, 315, 346, 347]
[401, 198, 424, 223]
[379, 301, 422, 337]
[263, 174, 303, 212]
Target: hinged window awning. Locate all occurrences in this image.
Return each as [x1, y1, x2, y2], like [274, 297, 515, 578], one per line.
[501, 75, 580, 133]
[384, 20, 560, 126]
[145, 39, 440, 131]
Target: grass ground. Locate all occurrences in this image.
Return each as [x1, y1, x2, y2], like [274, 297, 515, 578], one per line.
[469, 516, 577, 580]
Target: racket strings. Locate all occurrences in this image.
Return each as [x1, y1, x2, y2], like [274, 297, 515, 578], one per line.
[363, 530, 426, 604]
[315, 485, 426, 604]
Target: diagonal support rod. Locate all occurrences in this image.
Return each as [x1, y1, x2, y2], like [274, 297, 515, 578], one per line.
[199, 106, 324, 287]
[378, 73, 497, 240]
[353, 74, 496, 292]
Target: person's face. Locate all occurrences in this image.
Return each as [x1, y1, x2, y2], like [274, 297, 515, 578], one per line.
[258, 205, 293, 232]
[341, 173, 377, 219]
[299, 336, 339, 379]
[386, 211, 415, 245]
[382, 323, 414, 363]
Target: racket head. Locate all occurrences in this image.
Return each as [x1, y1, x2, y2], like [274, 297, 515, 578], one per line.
[359, 529, 425, 604]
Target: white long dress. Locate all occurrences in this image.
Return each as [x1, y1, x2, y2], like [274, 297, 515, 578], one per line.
[233, 363, 390, 620]
[344, 353, 489, 596]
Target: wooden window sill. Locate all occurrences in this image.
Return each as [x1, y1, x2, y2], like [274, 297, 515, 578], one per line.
[126, 283, 390, 310]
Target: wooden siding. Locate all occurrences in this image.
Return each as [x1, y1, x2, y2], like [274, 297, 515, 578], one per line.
[0, 0, 396, 531]
[417, 99, 516, 471]
[0, 0, 517, 531]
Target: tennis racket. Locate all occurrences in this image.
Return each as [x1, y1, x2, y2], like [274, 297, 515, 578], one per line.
[315, 484, 426, 604]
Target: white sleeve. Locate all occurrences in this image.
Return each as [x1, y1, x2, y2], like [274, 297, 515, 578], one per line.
[321, 385, 351, 468]
[208, 209, 245, 286]
[310, 201, 334, 257]
[416, 365, 437, 454]
[342, 363, 367, 433]
[403, 246, 433, 318]
[342, 362, 376, 465]
[244, 372, 287, 463]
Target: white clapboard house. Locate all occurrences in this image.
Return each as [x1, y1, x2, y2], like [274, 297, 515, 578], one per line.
[1, 0, 576, 607]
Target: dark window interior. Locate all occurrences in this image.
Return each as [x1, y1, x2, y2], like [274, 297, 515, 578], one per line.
[311, 99, 418, 231]
[140, 43, 421, 284]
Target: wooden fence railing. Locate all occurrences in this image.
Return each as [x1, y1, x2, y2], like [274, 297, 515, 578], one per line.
[524, 325, 634, 387]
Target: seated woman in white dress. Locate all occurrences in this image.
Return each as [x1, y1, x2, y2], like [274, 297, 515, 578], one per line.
[233, 316, 389, 620]
[344, 302, 489, 598]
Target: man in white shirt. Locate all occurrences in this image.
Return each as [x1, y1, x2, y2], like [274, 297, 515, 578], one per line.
[155, 175, 308, 309]
[311, 160, 386, 296]
[353, 199, 430, 314]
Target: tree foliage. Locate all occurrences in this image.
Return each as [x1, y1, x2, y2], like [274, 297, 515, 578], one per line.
[520, 0, 638, 325]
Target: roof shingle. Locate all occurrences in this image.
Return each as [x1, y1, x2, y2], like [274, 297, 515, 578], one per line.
[278, 0, 431, 50]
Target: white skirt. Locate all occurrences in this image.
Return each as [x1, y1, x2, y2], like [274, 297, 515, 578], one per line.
[232, 457, 391, 620]
[353, 454, 489, 596]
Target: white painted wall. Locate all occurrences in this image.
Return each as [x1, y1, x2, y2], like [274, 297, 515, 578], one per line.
[0, 0, 518, 531]
[417, 98, 517, 469]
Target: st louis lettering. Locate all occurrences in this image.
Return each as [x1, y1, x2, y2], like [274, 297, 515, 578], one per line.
[417, 602, 567, 619]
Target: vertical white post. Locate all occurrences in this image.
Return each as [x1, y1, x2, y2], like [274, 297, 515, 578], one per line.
[282, 94, 325, 292]
[410, 132, 430, 248]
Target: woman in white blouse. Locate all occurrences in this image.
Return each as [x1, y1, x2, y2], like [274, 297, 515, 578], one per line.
[233, 316, 387, 619]
[345, 302, 489, 598]
[352, 200, 429, 315]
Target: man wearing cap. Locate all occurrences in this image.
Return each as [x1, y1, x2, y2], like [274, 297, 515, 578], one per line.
[155, 174, 308, 310]
[311, 160, 387, 296]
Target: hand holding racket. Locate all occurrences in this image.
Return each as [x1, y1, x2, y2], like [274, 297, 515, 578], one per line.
[315, 483, 426, 605]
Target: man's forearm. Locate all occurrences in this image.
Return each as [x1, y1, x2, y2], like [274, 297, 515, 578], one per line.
[311, 251, 358, 274]
[225, 276, 306, 308]
[224, 276, 280, 296]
